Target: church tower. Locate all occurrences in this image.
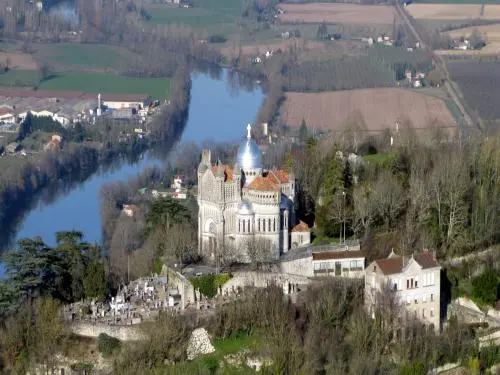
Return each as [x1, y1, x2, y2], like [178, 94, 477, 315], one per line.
[235, 124, 262, 185]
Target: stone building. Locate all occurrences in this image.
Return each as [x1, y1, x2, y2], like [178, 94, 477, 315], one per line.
[365, 250, 441, 331]
[197, 125, 308, 262]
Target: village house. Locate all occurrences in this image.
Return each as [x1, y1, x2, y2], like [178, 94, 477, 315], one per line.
[280, 241, 365, 279]
[290, 221, 311, 248]
[364, 249, 441, 331]
[0, 107, 16, 124]
[122, 204, 139, 217]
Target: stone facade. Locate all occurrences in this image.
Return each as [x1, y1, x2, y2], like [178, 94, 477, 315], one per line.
[197, 126, 305, 262]
[365, 250, 441, 331]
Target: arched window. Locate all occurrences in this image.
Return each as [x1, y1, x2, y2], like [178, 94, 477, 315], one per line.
[268, 218, 271, 232]
[273, 218, 276, 232]
[247, 220, 250, 233]
[242, 220, 245, 233]
[258, 218, 261, 232]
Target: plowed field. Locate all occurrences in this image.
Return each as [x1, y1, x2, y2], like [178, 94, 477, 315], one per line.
[280, 88, 456, 132]
[278, 3, 395, 25]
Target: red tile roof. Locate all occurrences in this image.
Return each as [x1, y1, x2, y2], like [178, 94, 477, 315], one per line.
[248, 175, 280, 191]
[274, 169, 290, 183]
[375, 256, 404, 275]
[374, 251, 439, 275]
[414, 251, 439, 269]
[0, 107, 14, 116]
[313, 250, 365, 261]
[211, 165, 233, 182]
[292, 221, 309, 232]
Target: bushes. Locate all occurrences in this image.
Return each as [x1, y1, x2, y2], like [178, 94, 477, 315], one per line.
[97, 333, 121, 357]
[208, 35, 227, 44]
[471, 267, 499, 307]
[190, 273, 232, 298]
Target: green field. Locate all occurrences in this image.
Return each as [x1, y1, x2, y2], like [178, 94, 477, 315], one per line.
[33, 43, 139, 71]
[38, 72, 170, 99]
[0, 69, 40, 86]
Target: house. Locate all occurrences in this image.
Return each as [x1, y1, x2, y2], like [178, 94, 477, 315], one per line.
[53, 112, 71, 126]
[102, 94, 152, 110]
[265, 50, 273, 59]
[280, 242, 365, 278]
[252, 57, 262, 64]
[44, 135, 63, 152]
[413, 79, 422, 88]
[281, 31, 290, 40]
[122, 204, 139, 217]
[171, 175, 183, 190]
[291, 221, 310, 248]
[364, 249, 441, 331]
[0, 107, 15, 124]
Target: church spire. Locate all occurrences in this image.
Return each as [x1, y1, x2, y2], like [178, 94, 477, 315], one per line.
[247, 124, 252, 140]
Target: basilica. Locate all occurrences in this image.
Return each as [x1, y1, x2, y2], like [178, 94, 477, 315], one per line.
[197, 125, 310, 262]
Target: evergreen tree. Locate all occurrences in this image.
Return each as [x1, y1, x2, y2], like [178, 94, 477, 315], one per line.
[299, 119, 308, 144]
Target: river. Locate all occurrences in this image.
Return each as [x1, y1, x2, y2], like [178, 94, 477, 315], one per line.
[0, 69, 264, 277]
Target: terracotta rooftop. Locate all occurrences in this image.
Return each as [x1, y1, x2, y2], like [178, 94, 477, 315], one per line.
[211, 164, 233, 182]
[414, 251, 439, 269]
[312, 250, 365, 261]
[248, 175, 280, 191]
[375, 251, 439, 275]
[292, 221, 309, 232]
[273, 169, 290, 183]
[0, 107, 14, 116]
[375, 256, 404, 275]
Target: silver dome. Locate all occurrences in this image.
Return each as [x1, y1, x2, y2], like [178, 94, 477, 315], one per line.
[236, 125, 262, 170]
[237, 199, 254, 215]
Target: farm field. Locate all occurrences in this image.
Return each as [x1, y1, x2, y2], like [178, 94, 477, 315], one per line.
[219, 39, 326, 59]
[32, 43, 139, 72]
[279, 88, 456, 132]
[406, 4, 500, 19]
[447, 59, 500, 131]
[277, 3, 396, 25]
[0, 70, 40, 86]
[0, 51, 38, 70]
[38, 72, 171, 99]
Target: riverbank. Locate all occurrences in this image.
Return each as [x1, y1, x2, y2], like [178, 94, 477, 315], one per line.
[0, 70, 191, 250]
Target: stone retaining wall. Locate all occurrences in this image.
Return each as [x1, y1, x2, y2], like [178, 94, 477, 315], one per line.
[70, 321, 147, 341]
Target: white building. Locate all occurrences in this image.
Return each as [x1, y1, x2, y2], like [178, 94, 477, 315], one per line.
[365, 250, 441, 331]
[197, 125, 304, 262]
[280, 242, 365, 278]
[102, 94, 151, 110]
[0, 107, 15, 124]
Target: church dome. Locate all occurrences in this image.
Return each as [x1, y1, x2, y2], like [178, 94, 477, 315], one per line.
[236, 125, 262, 170]
[237, 199, 254, 215]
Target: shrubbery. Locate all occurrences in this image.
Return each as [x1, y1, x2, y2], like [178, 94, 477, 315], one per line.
[190, 273, 232, 298]
[471, 267, 499, 307]
[97, 333, 122, 357]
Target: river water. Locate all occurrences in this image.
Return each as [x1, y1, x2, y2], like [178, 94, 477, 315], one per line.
[0, 69, 264, 276]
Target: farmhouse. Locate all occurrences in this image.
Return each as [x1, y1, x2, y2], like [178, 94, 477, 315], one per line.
[102, 93, 151, 110]
[365, 249, 441, 331]
[122, 204, 139, 217]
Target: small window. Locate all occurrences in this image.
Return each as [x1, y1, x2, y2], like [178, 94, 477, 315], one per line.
[430, 308, 434, 317]
[407, 279, 410, 289]
[422, 308, 426, 318]
[430, 294, 434, 302]
[373, 266, 377, 272]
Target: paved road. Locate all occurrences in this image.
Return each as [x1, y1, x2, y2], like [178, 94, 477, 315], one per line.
[394, 3, 477, 135]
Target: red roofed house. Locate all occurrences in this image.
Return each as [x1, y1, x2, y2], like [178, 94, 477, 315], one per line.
[365, 249, 441, 331]
[291, 221, 310, 248]
[197, 125, 305, 262]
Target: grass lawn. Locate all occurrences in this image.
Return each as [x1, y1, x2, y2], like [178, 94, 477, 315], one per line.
[33, 44, 137, 71]
[0, 69, 40, 86]
[363, 151, 397, 167]
[164, 331, 264, 373]
[38, 72, 171, 99]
